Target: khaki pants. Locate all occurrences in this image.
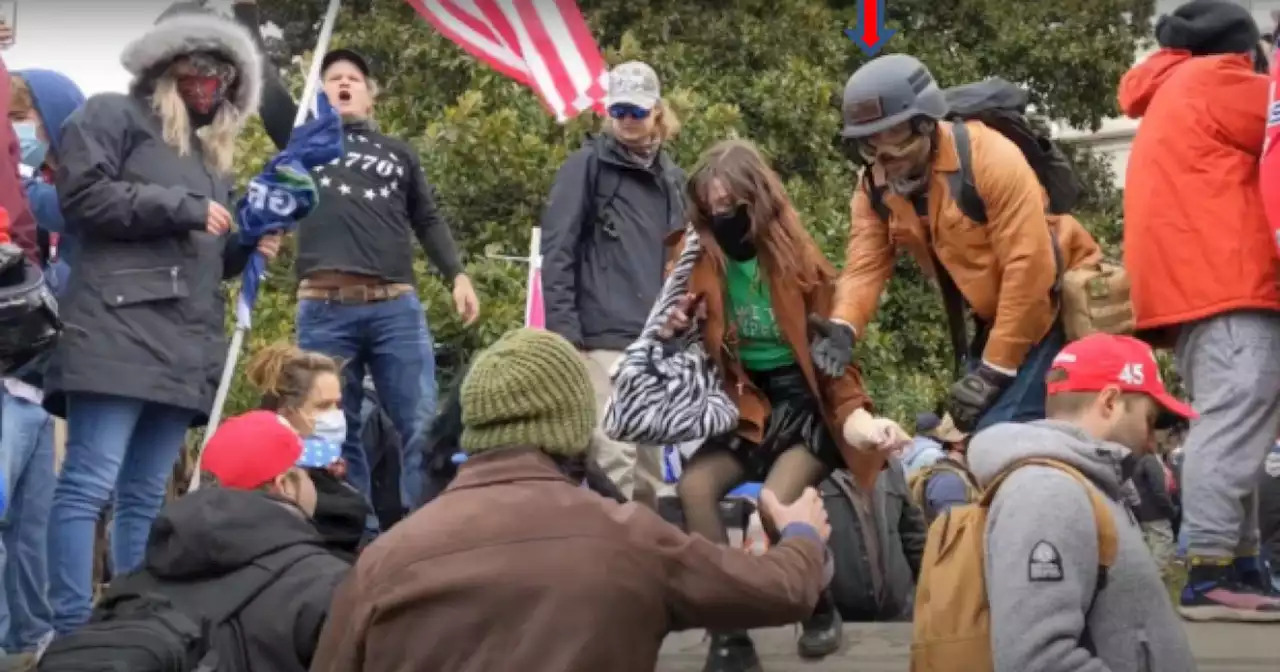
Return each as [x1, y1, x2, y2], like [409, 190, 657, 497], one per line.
[581, 350, 667, 504]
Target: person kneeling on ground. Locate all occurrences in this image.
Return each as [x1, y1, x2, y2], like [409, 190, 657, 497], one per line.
[37, 412, 349, 672]
[969, 334, 1196, 671]
[907, 414, 979, 525]
[247, 342, 372, 560]
[311, 328, 831, 672]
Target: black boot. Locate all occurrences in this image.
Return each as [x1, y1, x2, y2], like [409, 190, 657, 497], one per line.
[797, 588, 843, 659]
[702, 630, 762, 672]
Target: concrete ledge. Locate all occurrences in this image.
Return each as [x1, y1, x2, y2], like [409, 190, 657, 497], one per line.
[658, 622, 1280, 671]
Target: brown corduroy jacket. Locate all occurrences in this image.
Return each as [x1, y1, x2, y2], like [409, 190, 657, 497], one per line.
[309, 448, 825, 672]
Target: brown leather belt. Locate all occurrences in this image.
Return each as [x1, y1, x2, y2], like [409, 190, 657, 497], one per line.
[296, 283, 414, 304]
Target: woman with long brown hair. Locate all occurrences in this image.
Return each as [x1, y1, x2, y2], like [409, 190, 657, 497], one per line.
[663, 140, 907, 671]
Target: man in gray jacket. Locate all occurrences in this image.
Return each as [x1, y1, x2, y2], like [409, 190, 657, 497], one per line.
[969, 334, 1197, 671]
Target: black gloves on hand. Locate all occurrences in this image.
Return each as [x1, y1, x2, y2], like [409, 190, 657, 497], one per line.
[808, 314, 856, 377]
[947, 364, 1016, 432]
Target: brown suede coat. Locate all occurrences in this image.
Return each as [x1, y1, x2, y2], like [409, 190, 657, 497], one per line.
[666, 231, 882, 488]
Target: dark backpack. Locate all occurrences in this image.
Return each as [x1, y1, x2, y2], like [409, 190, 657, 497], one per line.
[865, 77, 1081, 225]
[582, 134, 624, 244]
[37, 544, 325, 672]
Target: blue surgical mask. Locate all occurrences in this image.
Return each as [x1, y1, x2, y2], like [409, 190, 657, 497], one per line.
[11, 121, 47, 170]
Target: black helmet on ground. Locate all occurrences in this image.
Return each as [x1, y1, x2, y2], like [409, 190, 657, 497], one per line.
[0, 243, 61, 377]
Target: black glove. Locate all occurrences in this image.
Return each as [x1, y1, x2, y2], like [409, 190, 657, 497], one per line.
[947, 364, 1016, 432]
[808, 314, 856, 377]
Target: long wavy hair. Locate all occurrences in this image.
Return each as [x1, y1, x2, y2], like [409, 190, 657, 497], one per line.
[686, 139, 832, 290]
[150, 64, 243, 175]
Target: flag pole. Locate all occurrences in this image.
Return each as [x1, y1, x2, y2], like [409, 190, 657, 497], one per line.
[192, 0, 343, 490]
[524, 227, 542, 327]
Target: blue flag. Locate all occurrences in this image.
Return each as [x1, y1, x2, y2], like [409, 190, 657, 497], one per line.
[235, 93, 344, 327]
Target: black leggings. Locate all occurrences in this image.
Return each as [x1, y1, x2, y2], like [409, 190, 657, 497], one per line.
[676, 443, 829, 544]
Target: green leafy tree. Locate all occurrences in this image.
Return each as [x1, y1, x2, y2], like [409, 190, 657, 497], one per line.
[222, 0, 1154, 424]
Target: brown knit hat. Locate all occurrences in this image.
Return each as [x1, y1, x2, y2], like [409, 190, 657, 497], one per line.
[460, 328, 596, 457]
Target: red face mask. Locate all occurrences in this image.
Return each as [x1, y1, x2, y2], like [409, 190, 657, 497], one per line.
[176, 75, 226, 115]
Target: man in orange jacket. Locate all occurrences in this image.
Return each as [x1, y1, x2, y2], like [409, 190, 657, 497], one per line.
[811, 54, 1099, 434]
[1121, 0, 1280, 622]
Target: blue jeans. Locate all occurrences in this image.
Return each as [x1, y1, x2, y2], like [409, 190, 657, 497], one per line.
[0, 390, 55, 651]
[297, 293, 436, 516]
[47, 393, 193, 633]
[974, 322, 1066, 432]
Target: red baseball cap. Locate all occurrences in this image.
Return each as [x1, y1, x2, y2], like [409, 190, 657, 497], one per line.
[1046, 334, 1197, 424]
[201, 411, 304, 490]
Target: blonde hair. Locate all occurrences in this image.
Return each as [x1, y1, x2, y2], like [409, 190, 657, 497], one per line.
[8, 75, 32, 117]
[245, 343, 342, 413]
[151, 67, 242, 175]
[653, 99, 680, 142]
[606, 98, 681, 143]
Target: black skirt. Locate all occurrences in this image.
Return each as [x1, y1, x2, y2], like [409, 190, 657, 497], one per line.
[711, 364, 843, 480]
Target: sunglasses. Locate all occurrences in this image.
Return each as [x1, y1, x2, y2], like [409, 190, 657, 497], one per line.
[608, 104, 652, 120]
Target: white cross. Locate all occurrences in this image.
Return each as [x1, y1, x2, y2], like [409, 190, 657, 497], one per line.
[338, 183, 351, 195]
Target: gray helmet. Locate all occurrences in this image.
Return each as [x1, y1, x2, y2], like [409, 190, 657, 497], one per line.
[840, 54, 948, 139]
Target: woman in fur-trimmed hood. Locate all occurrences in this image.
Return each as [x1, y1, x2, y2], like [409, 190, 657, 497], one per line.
[42, 5, 281, 633]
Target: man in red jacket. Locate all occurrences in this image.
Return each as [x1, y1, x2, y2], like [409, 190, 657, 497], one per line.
[1120, 0, 1280, 621]
[0, 53, 39, 263]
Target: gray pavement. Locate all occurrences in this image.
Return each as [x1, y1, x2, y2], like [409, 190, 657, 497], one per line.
[658, 622, 1280, 671]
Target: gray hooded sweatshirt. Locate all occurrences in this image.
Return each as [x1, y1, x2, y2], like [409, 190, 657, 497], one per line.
[968, 420, 1195, 672]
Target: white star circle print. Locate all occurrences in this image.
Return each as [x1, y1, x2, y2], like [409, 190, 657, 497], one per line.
[312, 132, 408, 201]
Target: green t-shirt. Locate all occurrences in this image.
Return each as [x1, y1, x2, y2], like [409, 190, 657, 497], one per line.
[724, 257, 795, 371]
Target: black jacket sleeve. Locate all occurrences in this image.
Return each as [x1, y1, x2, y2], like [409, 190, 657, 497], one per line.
[890, 463, 927, 579]
[221, 233, 253, 280]
[233, 1, 297, 151]
[1139, 454, 1177, 521]
[538, 148, 594, 347]
[291, 564, 349, 670]
[56, 95, 208, 241]
[405, 151, 465, 281]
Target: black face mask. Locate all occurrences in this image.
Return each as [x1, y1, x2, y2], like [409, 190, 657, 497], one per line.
[186, 104, 218, 128]
[710, 203, 755, 261]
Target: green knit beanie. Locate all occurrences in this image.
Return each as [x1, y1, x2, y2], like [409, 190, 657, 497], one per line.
[460, 328, 597, 457]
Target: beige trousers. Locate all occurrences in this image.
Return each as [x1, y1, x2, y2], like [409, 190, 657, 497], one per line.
[581, 350, 668, 503]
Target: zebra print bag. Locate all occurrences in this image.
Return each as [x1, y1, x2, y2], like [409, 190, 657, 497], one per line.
[603, 227, 739, 444]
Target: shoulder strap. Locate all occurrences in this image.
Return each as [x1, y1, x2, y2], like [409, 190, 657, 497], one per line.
[107, 543, 329, 628]
[946, 122, 988, 225]
[979, 457, 1119, 571]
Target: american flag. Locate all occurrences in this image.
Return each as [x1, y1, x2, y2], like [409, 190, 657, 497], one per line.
[406, 0, 609, 121]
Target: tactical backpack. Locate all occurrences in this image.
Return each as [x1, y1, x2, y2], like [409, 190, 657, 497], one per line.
[37, 544, 326, 672]
[906, 461, 981, 523]
[909, 458, 1118, 672]
[862, 78, 1098, 373]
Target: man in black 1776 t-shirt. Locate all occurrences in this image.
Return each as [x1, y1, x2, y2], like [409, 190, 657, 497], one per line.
[234, 0, 479, 529]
